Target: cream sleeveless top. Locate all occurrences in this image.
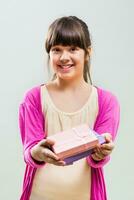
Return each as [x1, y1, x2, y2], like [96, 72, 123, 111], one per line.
[30, 85, 98, 200]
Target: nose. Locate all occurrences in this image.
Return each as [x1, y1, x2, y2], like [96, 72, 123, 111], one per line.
[60, 50, 70, 63]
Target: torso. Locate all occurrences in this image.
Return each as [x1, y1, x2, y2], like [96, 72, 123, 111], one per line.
[30, 82, 99, 200]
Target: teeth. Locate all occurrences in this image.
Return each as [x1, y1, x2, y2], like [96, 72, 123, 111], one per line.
[60, 65, 72, 68]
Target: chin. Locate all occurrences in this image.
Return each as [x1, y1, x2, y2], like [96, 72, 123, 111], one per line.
[58, 74, 75, 81]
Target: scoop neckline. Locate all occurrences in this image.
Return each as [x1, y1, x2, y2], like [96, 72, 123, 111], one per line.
[42, 84, 95, 116]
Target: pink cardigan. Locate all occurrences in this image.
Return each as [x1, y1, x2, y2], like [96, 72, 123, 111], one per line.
[18, 84, 120, 200]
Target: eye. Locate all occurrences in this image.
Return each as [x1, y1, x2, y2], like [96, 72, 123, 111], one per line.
[70, 46, 77, 52]
[51, 47, 61, 53]
[51, 47, 61, 54]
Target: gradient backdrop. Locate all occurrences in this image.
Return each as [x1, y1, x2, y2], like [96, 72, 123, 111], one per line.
[0, 0, 133, 199]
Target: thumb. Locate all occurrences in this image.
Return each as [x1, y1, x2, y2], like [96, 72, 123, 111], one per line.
[39, 138, 55, 148]
[102, 133, 112, 143]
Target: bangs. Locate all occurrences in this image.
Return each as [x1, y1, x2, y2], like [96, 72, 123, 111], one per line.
[46, 18, 86, 53]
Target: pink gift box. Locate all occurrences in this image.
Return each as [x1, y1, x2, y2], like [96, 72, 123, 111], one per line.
[47, 124, 102, 163]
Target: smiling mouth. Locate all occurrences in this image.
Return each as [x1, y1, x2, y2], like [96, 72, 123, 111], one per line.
[58, 64, 73, 69]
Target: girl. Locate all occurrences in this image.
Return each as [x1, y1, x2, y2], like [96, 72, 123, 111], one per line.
[19, 16, 120, 200]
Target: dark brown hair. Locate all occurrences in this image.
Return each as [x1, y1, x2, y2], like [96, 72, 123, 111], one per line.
[45, 16, 92, 83]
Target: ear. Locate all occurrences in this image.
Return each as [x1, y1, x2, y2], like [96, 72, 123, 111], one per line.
[87, 46, 92, 56]
[85, 46, 92, 62]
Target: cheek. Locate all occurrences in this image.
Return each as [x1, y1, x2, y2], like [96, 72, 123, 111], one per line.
[75, 54, 85, 65]
[49, 56, 58, 67]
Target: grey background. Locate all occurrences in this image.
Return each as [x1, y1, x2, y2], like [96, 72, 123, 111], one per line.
[0, 0, 133, 199]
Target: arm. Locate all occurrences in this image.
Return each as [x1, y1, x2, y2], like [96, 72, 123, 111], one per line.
[19, 87, 45, 168]
[19, 87, 65, 168]
[87, 90, 120, 168]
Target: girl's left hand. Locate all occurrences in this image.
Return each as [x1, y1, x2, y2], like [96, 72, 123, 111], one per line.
[91, 133, 114, 161]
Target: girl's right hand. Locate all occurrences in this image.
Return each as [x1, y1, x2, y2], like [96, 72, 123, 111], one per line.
[30, 139, 66, 166]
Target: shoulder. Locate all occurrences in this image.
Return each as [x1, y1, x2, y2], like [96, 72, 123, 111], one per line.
[96, 86, 120, 111]
[96, 86, 119, 103]
[21, 84, 44, 108]
[24, 85, 40, 100]
[94, 86, 120, 138]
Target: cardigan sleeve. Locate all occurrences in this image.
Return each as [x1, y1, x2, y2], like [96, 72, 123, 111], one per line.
[87, 89, 120, 168]
[19, 87, 46, 168]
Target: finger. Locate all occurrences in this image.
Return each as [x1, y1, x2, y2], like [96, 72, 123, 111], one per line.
[46, 157, 54, 163]
[93, 147, 98, 153]
[91, 153, 103, 161]
[39, 138, 55, 148]
[100, 149, 112, 156]
[101, 142, 114, 151]
[53, 160, 66, 166]
[96, 147, 102, 154]
[95, 141, 114, 157]
[96, 144, 101, 149]
[95, 152, 105, 160]
[97, 143, 113, 156]
[43, 148, 60, 161]
[102, 133, 112, 142]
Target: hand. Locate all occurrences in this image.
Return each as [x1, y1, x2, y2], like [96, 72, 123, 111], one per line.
[91, 133, 114, 161]
[30, 138, 66, 166]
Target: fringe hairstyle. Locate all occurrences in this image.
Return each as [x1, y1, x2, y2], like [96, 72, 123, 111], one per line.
[45, 16, 92, 84]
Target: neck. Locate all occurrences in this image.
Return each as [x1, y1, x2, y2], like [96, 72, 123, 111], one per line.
[53, 76, 91, 91]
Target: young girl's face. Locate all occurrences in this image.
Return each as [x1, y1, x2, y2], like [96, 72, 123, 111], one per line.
[49, 45, 86, 81]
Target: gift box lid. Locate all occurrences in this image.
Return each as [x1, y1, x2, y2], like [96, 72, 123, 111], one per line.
[47, 124, 99, 159]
